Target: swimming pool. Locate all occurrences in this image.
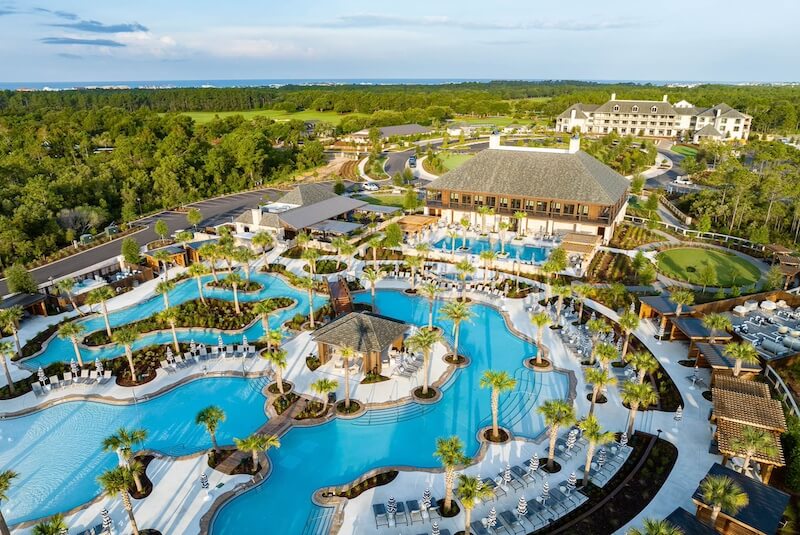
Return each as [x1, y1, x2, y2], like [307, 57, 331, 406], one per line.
[0, 377, 268, 524]
[210, 290, 570, 534]
[23, 271, 328, 369]
[432, 236, 551, 263]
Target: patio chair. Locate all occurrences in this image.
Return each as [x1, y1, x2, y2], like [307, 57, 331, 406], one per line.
[159, 360, 172, 373]
[225, 345, 235, 358]
[510, 465, 535, 487]
[406, 500, 424, 524]
[480, 477, 504, 499]
[426, 496, 441, 520]
[372, 503, 389, 528]
[497, 470, 524, 491]
[183, 351, 194, 362]
[197, 346, 208, 359]
[79, 369, 90, 383]
[174, 355, 185, 367]
[32, 382, 44, 397]
[393, 501, 409, 526]
[48, 375, 60, 389]
[211, 346, 220, 358]
[63, 371, 73, 384]
[469, 521, 490, 535]
[499, 510, 526, 534]
[102, 370, 112, 383]
[522, 499, 549, 530]
[89, 370, 99, 383]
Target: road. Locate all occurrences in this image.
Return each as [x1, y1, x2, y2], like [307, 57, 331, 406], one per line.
[383, 140, 489, 180]
[0, 189, 280, 296]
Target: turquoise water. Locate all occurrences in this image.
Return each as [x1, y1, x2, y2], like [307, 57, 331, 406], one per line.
[0, 377, 268, 524]
[24, 271, 327, 369]
[432, 237, 551, 263]
[210, 291, 570, 534]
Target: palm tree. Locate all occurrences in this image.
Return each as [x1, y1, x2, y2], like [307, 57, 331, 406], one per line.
[0, 306, 23, 357]
[585, 367, 616, 415]
[552, 283, 572, 325]
[32, 514, 68, 535]
[102, 427, 148, 492]
[368, 235, 383, 269]
[703, 312, 732, 344]
[513, 210, 527, 237]
[627, 351, 659, 384]
[579, 415, 615, 487]
[671, 289, 695, 317]
[263, 348, 288, 395]
[187, 263, 210, 305]
[0, 470, 18, 535]
[407, 328, 442, 396]
[479, 370, 516, 440]
[196, 405, 226, 451]
[235, 246, 257, 283]
[572, 284, 592, 323]
[618, 310, 640, 361]
[530, 312, 550, 365]
[538, 399, 576, 470]
[455, 258, 475, 301]
[434, 436, 468, 515]
[56, 277, 83, 316]
[415, 243, 432, 279]
[595, 342, 619, 371]
[477, 205, 492, 234]
[362, 268, 382, 312]
[233, 433, 280, 473]
[86, 286, 115, 337]
[699, 474, 748, 528]
[419, 282, 440, 330]
[296, 231, 310, 252]
[723, 342, 761, 377]
[301, 248, 320, 277]
[252, 231, 274, 267]
[498, 221, 511, 255]
[154, 280, 175, 309]
[264, 328, 283, 351]
[311, 378, 338, 413]
[626, 518, 684, 535]
[620, 381, 658, 436]
[158, 307, 180, 352]
[479, 249, 497, 281]
[98, 466, 141, 535]
[112, 326, 139, 382]
[459, 216, 470, 248]
[730, 425, 778, 479]
[446, 229, 459, 258]
[58, 322, 86, 366]
[152, 249, 171, 279]
[406, 255, 423, 291]
[586, 318, 611, 365]
[226, 272, 245, 315]
[199, 243, 221, 282]
[0, 342, 15, 395]
[340, 346, 356, 410]
[253, 300, 276, 334]
[439, 300, 473, 361]
[456, 474, 494, 535]
[296, 276, 317, 327]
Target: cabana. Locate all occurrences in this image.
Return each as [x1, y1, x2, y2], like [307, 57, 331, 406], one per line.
[0, 292, 48, 316]
[696, 343, 762, 382]
[692, 463, 789, 534]
[312, 312, 409, 375]
[664, 507, 716, 535]
[397, 215, 439, 237]
[638, 294, 685, 337]
[672, 316, 733, 355]
[143, 244, 188, 270]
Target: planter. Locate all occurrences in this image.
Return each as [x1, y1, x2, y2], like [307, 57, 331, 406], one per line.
[525, 357, 553, 372]
[335, 399, 365, 418]
[437, 498, 461, 518]
[444, 353, 470, 368]
[587, 393, 608, 404]
[267, 381, 293, 395]
[541, 460, 562, 474]
[412, 386, 441, 403]
[482, 427, 511, 444]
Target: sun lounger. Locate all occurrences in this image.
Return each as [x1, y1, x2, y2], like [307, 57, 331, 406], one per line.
[522, 499, 549, 529]
[101, 370, 112, 383]
[32, 382, 44, 397]
[469, 521, 490, 535]
[63, 371, 73, 384]
[175, 355, 186, 367]
[499, 510, 526, 534]
[547, 487, 571, 513]
[480, 477, 504, 499]
[393, 501, 409, 526]
[373, 503, 389, 528]
[510, 465, 535, 486]
[159, 360, 173, 373]
[89, 370, 99, 383]
[48, 375, 60, 389]
[426, 495, 441, 520]
[406, 500, 424, 524]
[497, 471, 524, 491]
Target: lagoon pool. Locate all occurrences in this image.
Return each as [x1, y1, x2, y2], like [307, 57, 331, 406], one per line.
[0, 377, 268, 524]
[210, 290, 570, 534]
[432, 236, 551, 263]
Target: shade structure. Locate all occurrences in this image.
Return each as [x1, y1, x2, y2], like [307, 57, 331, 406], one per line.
[674, 405, 683, 421]
[190, 339, 197, 353]
[200, 473, 209, 489]
[101, 508, 113, 534]
[422, 488, 432, 509]
[37, 366, 46, 383]
[165, 345, 173, 361]
[566, 429, 578, 452]
[517, 496, 528, 517]
[218, 335, 224, 349]
[70, 358, 78, 376]
[95, 358, 103, 374]
[242, 334, 248, 347]
[431, 522, 440, 535]
[567, 472, 577, 494]
[619, 432, 628, 447]
[597, 448, 607, 468]
[541, 479, 550, 503]
[503, 464, 512, 486]
[387, 496, 397, 515]
[529, 452, 539, 474]
[487, 507, 497, 528]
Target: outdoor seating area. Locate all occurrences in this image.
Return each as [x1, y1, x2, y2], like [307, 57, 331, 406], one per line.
[159, 337, 257, 374]
[32, 360, 114, 397]
[728, 300, 800, 361]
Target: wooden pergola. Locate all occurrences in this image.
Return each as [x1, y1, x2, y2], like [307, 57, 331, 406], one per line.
[696, 343, 762, 383]
[398, 215, 439, 236]
[713, 375, 770, 398]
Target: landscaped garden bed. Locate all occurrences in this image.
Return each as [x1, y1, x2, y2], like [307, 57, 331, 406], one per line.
[207, 278, 263, 292]
[272, 392, 300, 415]
[330, 470, 399, 499]
[129, 455, 155, 499]
[280, 246, 331, 259]
[608, 224, 660, 249]
[302, 260, 347, 274]
[16, 318, 71, 359]
[586, 251, 640, 285]
[263, 263, 331, 294]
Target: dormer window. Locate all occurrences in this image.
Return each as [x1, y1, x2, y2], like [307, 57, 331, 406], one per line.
[613, 105, 620, 112]
[632, 105, 639, 112]
[651, 106, 658, 113]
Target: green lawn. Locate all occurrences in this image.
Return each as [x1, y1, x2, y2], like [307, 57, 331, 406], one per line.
[439, 152, 474, 171]
[655, 247, 761, 287]
[182, 109, 369, 124]
[671, 145, 698, 158]
[451, 115, 522, 127]
[354, 194, 404, 208]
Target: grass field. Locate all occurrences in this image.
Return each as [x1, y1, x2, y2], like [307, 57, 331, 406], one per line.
[671, 144, 699, 158]
[451, 115, 522, 127]
[655, 247, 761, 287]
[183, 109, 369, 124]
[439, 152, 474, 171]
[354, 194, 404, 208]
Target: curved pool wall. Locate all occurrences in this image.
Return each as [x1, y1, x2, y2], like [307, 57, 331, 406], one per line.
[432, 236, 551, 263]
[0, 377, 268, 525]
[210, 290, 570, 534]
[24, 271, 328, 369]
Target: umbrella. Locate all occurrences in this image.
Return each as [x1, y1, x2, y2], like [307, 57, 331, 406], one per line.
[190, 339, 197, 353]
[431, 522, 440, 535]
[516, 496, 528, 517]
[565, 429, 578, 452]
[101, 508, 113, 534]
[59, 529, 67, 535]
[165, 346, 173, 362]
[37, 366, 46, 383]
[200, 473, 209, 489]
[503, 464, 512, 487]
[567, 472, 577, 495]
[218, 335, 224, 349]
[486, 507, 497, 528]
[541, 479, 550, 504]
[597, 448, 607, 468]
[422, 488, 431, 510]
[70, 359, 78, 376]
[95, 358, 103, 374]
[242, 335, 248, 347]
[674, 405, 683, 422]
[619, 432, 628, 448]
[387, 496, 397, 515]
[528, 452, 539, 474]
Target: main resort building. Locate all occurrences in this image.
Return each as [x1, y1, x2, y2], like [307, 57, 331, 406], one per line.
[424, 134, 629, 243]
[556, 93, 752, 141]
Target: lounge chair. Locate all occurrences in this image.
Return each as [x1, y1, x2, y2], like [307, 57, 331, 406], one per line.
[393, 501, 409, 526]
[78, 369, 89, 383]
[197, 346, 208, 359]
[174, 355, 185, 367]
[510, 465, 535, 487]
[160, 360, 171, 373]
[480, 477, 504, 499]
[32, 382, 44, 397]
[469, 521, 490, 535]
[372, 503, 389, 528]
[48, 375, 60, 389]
[497, 471, 524, 491]
[225, 344, 235, 357]
[522, 499, 548, 530]
[426, 495, 441, 520]
[406, 500, 424, 524]
[89, 370, 99, 383]
[101, 370, 112, 383]
[499, 510, 526, 534]
[63, 371, 73, 384]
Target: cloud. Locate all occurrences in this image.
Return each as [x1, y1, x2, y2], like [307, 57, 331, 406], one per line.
[50, 19, 148, 33]
[57, 52, 83, 59]
[33, 7, 78, 20]
[40, 37, 126, 47]
[322, 13, 638, 32]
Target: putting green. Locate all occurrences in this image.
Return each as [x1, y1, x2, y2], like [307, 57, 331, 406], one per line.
[655, 247, 761, 287]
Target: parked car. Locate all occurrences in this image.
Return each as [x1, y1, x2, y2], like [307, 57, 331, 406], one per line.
[673, 176, 693, 185]
[408, 156, 417, 168]
[362, 182, 379, 191]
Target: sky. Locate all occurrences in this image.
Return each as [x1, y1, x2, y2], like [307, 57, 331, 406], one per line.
[0, 0, 797, 83]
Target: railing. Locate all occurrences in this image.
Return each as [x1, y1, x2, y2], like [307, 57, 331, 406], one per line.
[426, 201, 613, 225]
[660, 197, 693, 226]
[623, 215, 766, 252]
[764, 365, 800, 419]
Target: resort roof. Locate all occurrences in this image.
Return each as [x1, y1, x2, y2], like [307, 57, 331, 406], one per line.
[426, 149, 629, 206]
[398, 214, 439, 234]
[638, 295, 682, 315]
[276, 183, 339, 206]
[594, 99, 678, 115]
[0, 292, 46, 309]
[145, 244, 184, 257]
[697, 103, 749, 120]
[692, 463, 789, 535]
[279, 196, 367, 230]
[307, 219, 362, 235]
[694, 124, 723, 138]
[696, 343, 762, 373]
[664, 508, 716, 535]
[713, 375, 770, 398]
[360, 203, 401, 214]
[712, 388, 786, 432]
[562, 232, 602, 245]
[557, 103, 599, 119]
[312, 312, 409, 353]
[716, 419, 785, 466]
[186, 238, 219, 251]
[672, 317, 733, 341]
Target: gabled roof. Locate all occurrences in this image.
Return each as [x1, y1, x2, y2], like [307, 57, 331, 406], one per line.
[0, 292, 46, 309]
[692, 463, 789, 535]
[279, 196, 367, 230]
[426, 149, 629, 206]
[234, 210, 282, 229]
[639, 294, 682, 315]
[698, 103, 749, 119]
[695, 124, 723, 138]
[378, 124, 432, 137]
[713, 375, 770, 398]
[557, 103, 599, 119]
[594, 99, 677, 115]
[276, 183, 338, 206]
[664, 508, 716, 535]
[312, 312, 409, 353]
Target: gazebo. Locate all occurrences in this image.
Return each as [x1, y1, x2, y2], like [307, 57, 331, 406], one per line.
[695, 343, 762, 382]
[311, 312, 409, 376]
[397, 215, 439, 237]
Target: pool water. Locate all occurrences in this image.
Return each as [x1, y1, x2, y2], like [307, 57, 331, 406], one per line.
[432, 236, 551, 263]
[210, 291, 570, 534]
[24, 271, 327, 369]
[0, 377, 268, 524]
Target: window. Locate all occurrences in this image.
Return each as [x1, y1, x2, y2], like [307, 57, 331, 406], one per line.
[474, 195, 484, 205]
[499, 197, 508, 209]
[535, 201, 548, 212]
[524, 199, 535, 211]
[613, 105, 620, 112]
[579, 205, 590, 217]
[632, 105, 639, 112]
[563, 204, 575, 215]
[486, 196, 496, 207]
[552, 202, 561, 214]
[510, 198, 521, 210]
[651, 106, 658, 113]
[461, 194, 471, 205]
[449, 192, 459, 203]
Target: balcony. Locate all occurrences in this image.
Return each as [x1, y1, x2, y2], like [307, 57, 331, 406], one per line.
[425, 201, 613, 225]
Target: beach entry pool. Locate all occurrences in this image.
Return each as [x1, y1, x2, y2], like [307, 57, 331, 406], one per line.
[432, 236, 551, 263]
